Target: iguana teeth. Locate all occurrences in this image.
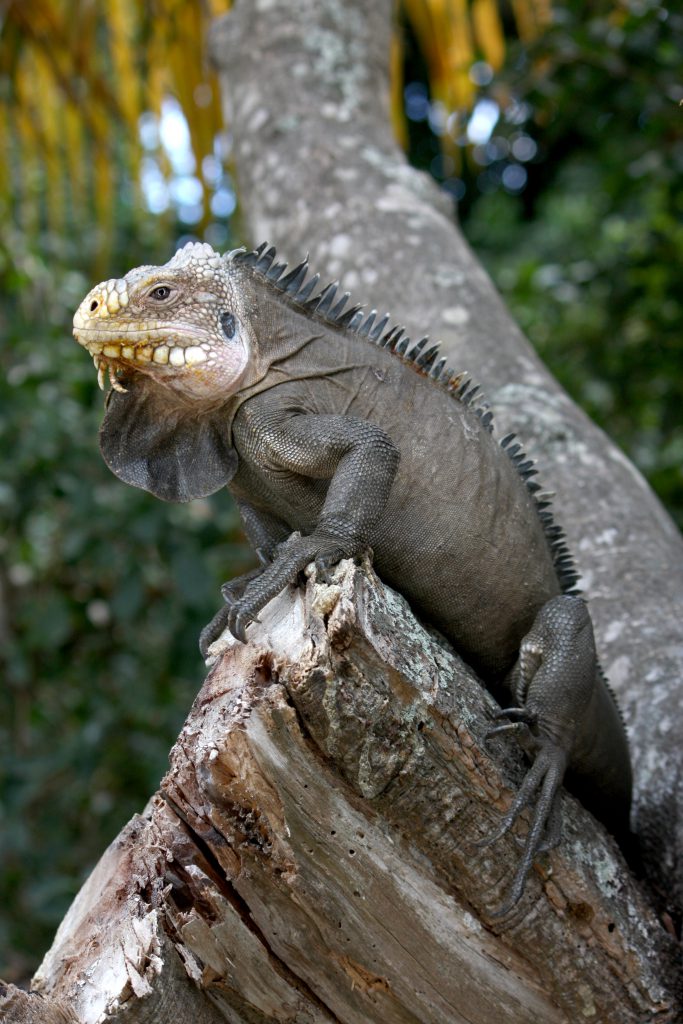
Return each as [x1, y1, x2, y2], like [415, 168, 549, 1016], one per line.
[97, 362, 106, 391]
[185, 346, 207, 365]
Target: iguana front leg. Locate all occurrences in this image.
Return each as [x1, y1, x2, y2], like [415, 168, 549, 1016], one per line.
[481, 595, 599, 912]
[225, 408, 400, 641]
[199, 499, 290, 657]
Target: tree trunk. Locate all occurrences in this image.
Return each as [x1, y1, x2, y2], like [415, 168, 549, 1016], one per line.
[19, 563, 682, 1021]
[8, 1, 683, 1020]
[209, 0, 683, 919]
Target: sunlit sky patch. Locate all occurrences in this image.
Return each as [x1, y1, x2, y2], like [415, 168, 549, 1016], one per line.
[141, 81, 535, 230]
[138, 97, 237, 233]
[466, 99, 500, 145]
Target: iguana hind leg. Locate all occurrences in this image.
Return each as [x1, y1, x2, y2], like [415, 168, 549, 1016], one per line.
[481, 595, 602, 913]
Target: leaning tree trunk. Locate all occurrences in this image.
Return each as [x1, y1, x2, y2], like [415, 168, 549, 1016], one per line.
[6, 0, 683, 1021]
[210, 0, 683, 918]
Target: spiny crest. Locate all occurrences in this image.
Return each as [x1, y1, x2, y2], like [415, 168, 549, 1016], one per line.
[231, 241, 494, 430]
[499, 432, 582, 596]
[597, 662, 628, 725]
[230, 242, 576, 591]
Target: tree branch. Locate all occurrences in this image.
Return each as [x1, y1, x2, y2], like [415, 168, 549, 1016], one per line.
[209, 0, 683, 916]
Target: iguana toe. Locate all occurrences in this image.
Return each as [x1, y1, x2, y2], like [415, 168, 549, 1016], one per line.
[200, 567, 269, 655]
[485, 706, 538, 742]
[314, 544, 353, 582]
[478, 737, 568, 911]
[227, 604, 261, 644]
[199, 605, 232, 659]
[221, 566, 266, 604]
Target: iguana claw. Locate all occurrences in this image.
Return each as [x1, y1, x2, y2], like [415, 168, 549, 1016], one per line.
[478, 735, 568, 914]
[222, 531, 362, 643]
[227, 604, 261, 644]
[313, 545, 351, 582]
[200, 567, 267, 657]
[485, 706, 537, 741]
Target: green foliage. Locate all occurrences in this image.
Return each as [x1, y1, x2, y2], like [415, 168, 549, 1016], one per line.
[461, 1, 683, 525]
[0, 230, 249, 977]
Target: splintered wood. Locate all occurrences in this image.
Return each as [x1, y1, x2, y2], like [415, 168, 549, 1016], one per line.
[25, 563, 680, 1023]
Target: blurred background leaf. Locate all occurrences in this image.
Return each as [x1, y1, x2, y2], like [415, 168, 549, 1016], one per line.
[0, 0, 681, 980]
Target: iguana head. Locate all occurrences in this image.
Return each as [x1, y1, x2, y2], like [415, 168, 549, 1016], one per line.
[73, 241, 251, 401]
[72, 241, 251, 501]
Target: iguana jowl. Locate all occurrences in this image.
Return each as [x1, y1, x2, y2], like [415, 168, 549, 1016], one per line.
[73, 240, 632, 908]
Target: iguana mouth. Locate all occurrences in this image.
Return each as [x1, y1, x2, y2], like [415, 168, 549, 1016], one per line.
[74, 329, 214, 392]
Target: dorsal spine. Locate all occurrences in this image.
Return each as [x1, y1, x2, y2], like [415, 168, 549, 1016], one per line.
[233, 241, 489, 419]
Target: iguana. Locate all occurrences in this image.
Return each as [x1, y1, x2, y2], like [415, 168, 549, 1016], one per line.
[72, 240, 632, 909]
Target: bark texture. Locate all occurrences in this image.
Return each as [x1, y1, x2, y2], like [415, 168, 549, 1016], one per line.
[0, 984, 79, 1024]
[209, 0, 683, 916]
[27, 564, 682, 1022]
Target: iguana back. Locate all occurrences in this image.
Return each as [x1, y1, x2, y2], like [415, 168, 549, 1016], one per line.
[221, 258, 567, 677]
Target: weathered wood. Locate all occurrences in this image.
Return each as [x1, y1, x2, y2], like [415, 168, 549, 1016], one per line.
[30, 809, 227, 1023]
[28, 564, 680, 1022]
[209, 0, 683, 916]
[0, 984, 78, 1024]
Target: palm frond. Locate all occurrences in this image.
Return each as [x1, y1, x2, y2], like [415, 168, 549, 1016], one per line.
[1, 0, 549, 259]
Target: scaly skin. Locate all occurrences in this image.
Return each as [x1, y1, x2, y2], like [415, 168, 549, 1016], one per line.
[73, 240, 633, 910]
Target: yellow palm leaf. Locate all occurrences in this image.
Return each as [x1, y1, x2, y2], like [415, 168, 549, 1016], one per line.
[1, 0, 547, 258]
[472, 0, 506, 71]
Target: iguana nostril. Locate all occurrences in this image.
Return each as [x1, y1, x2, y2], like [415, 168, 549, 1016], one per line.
[90, 299, 99, 312]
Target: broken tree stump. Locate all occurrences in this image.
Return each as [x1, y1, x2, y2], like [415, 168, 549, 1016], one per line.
[19, 562, 681, 1023]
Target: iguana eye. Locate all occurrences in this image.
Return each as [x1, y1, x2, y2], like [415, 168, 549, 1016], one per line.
[221, 311, 236, 339]
[149, 285, 172, 301]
